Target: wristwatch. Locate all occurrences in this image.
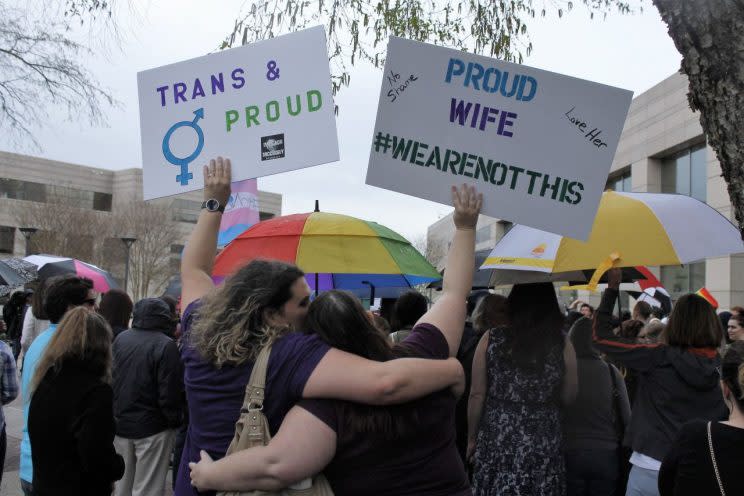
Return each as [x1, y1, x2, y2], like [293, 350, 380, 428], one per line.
[201, 199, 225, 213]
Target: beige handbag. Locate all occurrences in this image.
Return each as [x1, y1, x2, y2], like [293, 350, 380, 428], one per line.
[217, 345, 334, 496]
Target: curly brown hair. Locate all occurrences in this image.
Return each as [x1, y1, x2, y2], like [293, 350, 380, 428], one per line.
[189, 259, 305, 368]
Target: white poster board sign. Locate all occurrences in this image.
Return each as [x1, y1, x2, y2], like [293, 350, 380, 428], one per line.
[138, 26, 339, 200]
[366, 37, 632, 240]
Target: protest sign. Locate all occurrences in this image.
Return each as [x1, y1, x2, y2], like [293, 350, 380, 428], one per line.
[365, 37, 633, 240]
[138, 26, 339, 200]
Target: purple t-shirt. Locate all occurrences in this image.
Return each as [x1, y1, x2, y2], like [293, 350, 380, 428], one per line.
[301, 323, 471, 496]
[175, 301, 330, 496]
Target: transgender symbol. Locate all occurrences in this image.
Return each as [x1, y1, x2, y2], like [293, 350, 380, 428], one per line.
[162, 108, 205, 186]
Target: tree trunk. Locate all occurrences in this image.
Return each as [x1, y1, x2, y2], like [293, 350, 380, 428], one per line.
[652, 0, 744, 238]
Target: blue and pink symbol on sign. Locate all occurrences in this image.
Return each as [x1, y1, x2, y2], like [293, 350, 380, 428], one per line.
[162, 108, 205, 185]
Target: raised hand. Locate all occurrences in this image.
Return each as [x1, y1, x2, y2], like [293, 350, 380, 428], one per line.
[452, 184, 483, 230]
[607, 267, 622, 290]
[203, 156, 232, 207]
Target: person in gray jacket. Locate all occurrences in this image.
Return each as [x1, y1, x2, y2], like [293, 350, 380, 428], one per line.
[113, 298, 184, 496]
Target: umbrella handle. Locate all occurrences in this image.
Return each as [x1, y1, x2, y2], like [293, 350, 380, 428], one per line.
[560, 252, 621, 293]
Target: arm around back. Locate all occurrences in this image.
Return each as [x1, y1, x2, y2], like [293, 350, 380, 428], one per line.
[190, 405, 336, 492]
[302, 347, 464, 405]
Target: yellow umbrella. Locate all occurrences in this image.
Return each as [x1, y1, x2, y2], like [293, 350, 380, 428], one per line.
[482, 191, 744, 288]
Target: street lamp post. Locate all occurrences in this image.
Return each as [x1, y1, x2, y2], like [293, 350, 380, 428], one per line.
[119, 237, 137, 294]
[18, 227, 38, 256]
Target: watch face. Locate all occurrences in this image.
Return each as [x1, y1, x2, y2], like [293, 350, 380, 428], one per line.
[206, 199, 220, 211]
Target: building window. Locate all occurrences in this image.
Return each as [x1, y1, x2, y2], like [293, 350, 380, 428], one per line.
[0, 226, 15, 253]
[0, 178, 111, 211]
[476, 225, 491, 245]
[607, 169, 632, 192]
[661, 145, 707, 202]
[661, 261, 705, 300]
[259, 212, 274, 221]
[172, 199, 202, 223]
[93, 192, 113, 211]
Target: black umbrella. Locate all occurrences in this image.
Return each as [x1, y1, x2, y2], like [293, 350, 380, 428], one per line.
[626, 287, 673, 315]
[0, 258, 38, 298]
[429, 250, 649, 290]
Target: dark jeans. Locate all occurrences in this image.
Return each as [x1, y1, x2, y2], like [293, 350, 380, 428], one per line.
[566, 448, 619, 496]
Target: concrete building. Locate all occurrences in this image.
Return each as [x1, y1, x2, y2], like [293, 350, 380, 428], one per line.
[427, 71, 744, 309]
[0, 151, 281, 288]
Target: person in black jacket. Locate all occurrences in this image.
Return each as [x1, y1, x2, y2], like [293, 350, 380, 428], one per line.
[658, 341, 744, 495]
[112, 297, 184, 496]
[594, 268, 726, 496]
[28, 306, 124, 496]
[563, 317, 631, 496]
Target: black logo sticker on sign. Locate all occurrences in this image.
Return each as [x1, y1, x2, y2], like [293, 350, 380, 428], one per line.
[261, 134, 285, 161]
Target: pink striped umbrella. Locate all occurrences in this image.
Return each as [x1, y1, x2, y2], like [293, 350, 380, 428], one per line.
[24, 254, 119, 293]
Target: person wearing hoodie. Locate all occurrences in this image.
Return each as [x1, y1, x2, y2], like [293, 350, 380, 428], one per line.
[593, 269, 726, 496]
[112, 298, 184, 496]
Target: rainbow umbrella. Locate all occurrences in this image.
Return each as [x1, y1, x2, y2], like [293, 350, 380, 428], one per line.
[212, 212, 441, 296]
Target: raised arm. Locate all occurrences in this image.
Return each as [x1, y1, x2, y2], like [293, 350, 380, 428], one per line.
[189, 405, 336, 492]
[418, 184, 482, 356]
[181, 157, 232, 309]
[466, 331, 489, 461]
[302, 348, 464, 405]
[593, 268, 662, 371]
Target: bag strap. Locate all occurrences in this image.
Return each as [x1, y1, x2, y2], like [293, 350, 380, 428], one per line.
[707, 421, 727, 496]
[244, 345, 272, 410]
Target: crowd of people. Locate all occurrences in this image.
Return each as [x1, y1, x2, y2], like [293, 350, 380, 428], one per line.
[0, 156, 742, 496]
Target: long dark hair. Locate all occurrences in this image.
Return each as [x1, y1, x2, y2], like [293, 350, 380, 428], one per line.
[31, 307, 112, 394]
[501, 283, 565, 368]
[304, 290, 417, 438]
[665, 293, 722, 349]
[721, 341, 744, 412]
[31, 279, 49, 320]
[98, 289, 133, 330]
[190, 259, 305, 367]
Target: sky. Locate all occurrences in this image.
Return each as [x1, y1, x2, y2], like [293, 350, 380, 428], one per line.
[2, 1, 682, 242]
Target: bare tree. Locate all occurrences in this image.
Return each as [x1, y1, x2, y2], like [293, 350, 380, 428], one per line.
[113, 201, 179, 301]
[224, 1, 632, 96]
[15, 193, 111, 264]
[225, 1, 744, 240]
[0, 1, 117, 146]
[651, 0, 744, 238]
